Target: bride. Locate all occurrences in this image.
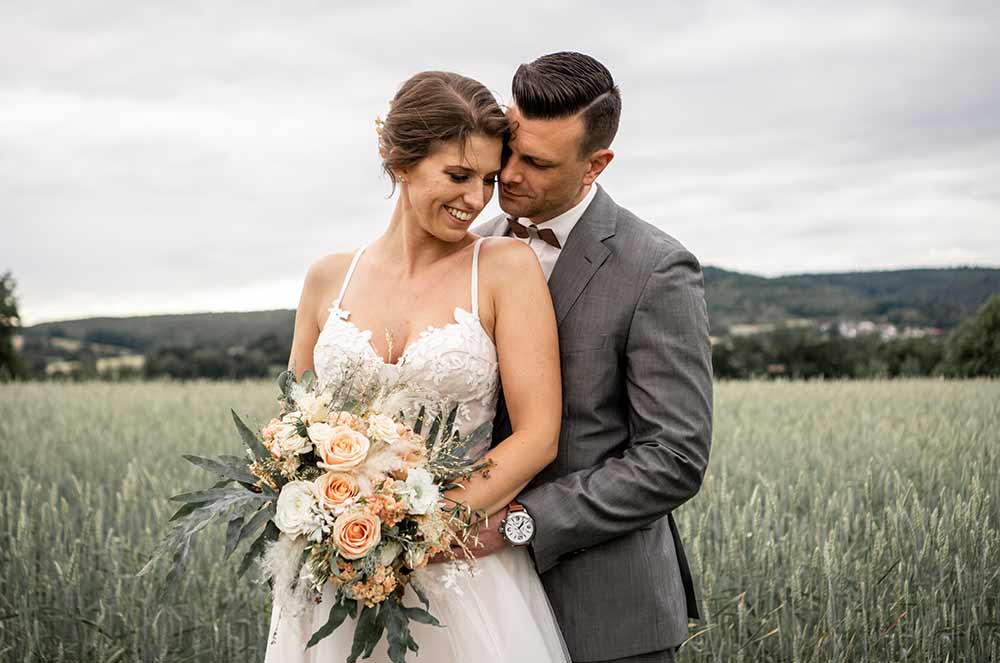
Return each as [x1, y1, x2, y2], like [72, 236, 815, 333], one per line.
[265, 71, 570, 662]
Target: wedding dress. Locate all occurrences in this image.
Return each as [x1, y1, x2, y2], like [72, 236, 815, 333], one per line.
[264, 237, 570, 662]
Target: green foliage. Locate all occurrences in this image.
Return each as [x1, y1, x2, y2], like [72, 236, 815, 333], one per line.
[712, 326, 946, 379]
[1, 380, 998, 662]
[0, 271, 25, 380]
[941, 294, 1000, 377]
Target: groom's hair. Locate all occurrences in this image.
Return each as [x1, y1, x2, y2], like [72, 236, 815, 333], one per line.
[512, 52, 621, 158]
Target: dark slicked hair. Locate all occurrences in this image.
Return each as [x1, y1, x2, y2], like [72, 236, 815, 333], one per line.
[512, 51, 621, 158]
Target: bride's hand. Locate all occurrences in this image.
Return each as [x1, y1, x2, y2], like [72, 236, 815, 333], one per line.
[427, 506, 509, 564]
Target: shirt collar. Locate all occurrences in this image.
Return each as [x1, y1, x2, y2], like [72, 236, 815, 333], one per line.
[516, 184, 599, 249]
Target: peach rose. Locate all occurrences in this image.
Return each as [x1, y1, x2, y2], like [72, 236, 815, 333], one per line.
[313, 424, 370, 471]
[313, 471, 361, 513]
[261, 417, 282, 458]
[332, 510, 382, 560]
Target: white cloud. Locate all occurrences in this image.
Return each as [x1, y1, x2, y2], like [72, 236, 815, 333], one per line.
[2, 1, 998, 324]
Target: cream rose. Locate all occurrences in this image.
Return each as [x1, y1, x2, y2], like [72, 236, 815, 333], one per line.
[366, 414, 402, 445]
[299, 392, 332, 425]
[332, 510, 382, 560]
[270, 412, 312, 456]
[313, 424, 370, 471]
[274, 480, 323, 539]
[313, 471, 361, 513]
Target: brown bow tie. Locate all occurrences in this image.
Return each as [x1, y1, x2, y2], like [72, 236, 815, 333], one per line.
[506, 217, 562, 249]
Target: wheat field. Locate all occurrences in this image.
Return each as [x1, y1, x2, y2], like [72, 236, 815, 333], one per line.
[1, 380, 998, 662]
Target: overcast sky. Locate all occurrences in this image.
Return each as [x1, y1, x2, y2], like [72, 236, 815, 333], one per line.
[4, 1, 999, 326]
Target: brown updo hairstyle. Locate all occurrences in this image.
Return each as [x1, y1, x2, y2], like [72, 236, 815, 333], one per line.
[377, 71, 512, 193]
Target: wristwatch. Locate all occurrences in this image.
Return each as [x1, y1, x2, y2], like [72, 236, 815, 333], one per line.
[499, 501, 536, 546]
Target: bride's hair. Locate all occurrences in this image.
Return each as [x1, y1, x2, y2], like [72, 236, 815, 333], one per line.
[377, 71, 511, 192]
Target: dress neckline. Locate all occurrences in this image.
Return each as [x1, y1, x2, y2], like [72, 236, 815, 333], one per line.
[324, 238, 493, 367]
[326, 304, 488, 368]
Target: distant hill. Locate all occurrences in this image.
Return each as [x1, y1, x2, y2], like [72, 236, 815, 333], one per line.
[703, 266, 1000, 332]
[20, 267, 1000, 349]
[23, 310, 295, 352]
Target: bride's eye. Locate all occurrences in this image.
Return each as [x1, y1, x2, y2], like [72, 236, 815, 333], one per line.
[484, 178, 497, 185]
[449, 173, 469, 183]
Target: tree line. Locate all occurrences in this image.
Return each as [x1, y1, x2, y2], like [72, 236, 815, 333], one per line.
[2, 271, 999, 381]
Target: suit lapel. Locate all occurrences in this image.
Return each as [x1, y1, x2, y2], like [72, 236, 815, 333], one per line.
[547, 186, 617, 326]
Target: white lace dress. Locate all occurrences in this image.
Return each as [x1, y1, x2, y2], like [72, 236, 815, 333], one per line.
[264, 238, 570, 663]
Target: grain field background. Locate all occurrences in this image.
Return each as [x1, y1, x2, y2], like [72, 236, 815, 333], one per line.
[1, 380, 998, 662]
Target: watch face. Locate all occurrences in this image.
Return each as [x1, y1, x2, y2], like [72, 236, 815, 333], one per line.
[503, 512, 535, 545]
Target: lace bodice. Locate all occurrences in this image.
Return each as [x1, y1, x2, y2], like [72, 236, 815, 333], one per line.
[313, 238, 499, 451]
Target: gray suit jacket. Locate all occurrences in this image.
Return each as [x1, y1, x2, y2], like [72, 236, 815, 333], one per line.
[474, 185, 713, 662]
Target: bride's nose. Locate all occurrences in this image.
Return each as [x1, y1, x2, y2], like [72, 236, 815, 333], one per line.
[462, 182, 485, 210]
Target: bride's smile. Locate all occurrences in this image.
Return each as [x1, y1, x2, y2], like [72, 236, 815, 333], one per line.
[394, 133, 502, 243]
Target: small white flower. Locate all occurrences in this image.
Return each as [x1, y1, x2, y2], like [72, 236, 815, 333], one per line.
[396, 467, 439, 515]
[274, 481, 323, 539]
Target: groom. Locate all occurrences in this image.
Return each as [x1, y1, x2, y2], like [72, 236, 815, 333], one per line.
[471, 52, 714, 662]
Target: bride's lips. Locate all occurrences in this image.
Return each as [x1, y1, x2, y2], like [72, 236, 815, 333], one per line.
[443, 205, 475, 226]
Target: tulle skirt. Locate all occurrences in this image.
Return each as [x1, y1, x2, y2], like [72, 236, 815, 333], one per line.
[264, 546, 570, 662]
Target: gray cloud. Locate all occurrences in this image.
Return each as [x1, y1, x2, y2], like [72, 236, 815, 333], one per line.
[3, 1, 999, 324]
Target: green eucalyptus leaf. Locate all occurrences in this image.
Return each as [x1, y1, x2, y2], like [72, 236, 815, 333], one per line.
[232, 503, 276, 558]
[347, 604, 382, 663]
[231, 408, 271, 459]
[412, 405, 426, 435]
[224, 517, 244, 558]
[182, 453, 257, 485]
[238, 521, 279, 577]
[306, 595, 356, 648]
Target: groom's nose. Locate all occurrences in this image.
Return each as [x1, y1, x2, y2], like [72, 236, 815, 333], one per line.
[500, 157, 522, 186]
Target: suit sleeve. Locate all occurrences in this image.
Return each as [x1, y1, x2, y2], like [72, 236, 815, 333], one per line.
[518, 249, 714, 574]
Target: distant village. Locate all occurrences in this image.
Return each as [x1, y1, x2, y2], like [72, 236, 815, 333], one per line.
[17, 316, 948, 380]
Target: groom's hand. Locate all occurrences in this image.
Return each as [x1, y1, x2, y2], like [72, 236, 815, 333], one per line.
[428, 507, 509, 564]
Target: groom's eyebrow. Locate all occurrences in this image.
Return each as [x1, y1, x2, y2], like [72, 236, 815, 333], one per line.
[521, 152, 557, 166]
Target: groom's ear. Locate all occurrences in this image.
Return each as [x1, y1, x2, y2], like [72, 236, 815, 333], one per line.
[582, 149, 615, 186]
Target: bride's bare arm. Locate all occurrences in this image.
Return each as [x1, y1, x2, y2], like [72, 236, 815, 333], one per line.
[286, 255, 350, 379]
[442, 239, 561, 517]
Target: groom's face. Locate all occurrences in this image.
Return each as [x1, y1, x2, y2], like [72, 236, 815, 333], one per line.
[499, 105, 591, 224]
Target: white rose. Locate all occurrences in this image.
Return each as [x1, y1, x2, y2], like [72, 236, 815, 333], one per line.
[274, 420, 312, 455]
[274, 481, 323, 539]
[378, 541, 402, 566]
[366, 414, 402, 445]
[397, 467, 439, 515]
[307, 422, 338, 450]
[299, 392, 332, 425]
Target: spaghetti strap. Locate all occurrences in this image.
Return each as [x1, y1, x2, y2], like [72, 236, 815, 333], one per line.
[471, 237, 486, 317]
[332, 246, 366, 310]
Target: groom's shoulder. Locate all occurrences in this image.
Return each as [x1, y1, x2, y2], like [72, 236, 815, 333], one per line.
[605, 195, 702, 273]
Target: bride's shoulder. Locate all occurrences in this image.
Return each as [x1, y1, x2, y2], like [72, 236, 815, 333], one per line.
[475, 236, 539, 273]
[299, 251, 358, 302]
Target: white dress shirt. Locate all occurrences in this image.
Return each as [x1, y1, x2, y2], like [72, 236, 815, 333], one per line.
[509, 184, 599, 281]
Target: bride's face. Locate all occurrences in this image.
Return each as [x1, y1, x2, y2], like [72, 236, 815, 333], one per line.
[399, 134, 502, 243]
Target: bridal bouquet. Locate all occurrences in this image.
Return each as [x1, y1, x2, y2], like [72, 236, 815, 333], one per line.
[140, 367, 493, 662]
